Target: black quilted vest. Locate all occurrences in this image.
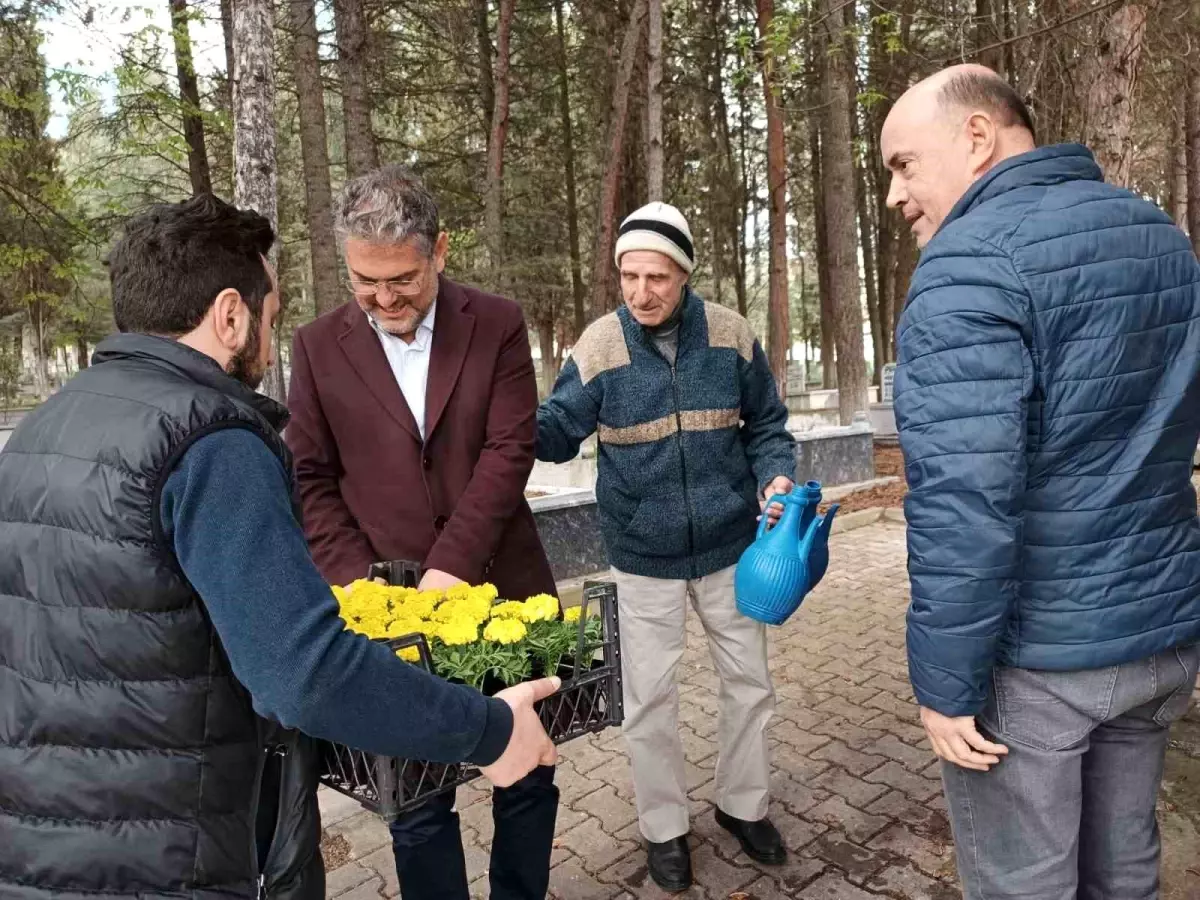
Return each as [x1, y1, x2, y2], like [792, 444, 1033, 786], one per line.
[0, 334, 295, 899]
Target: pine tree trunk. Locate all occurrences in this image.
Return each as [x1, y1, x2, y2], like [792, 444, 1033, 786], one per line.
[1079, 3, 1147, 187]
[1188, 49, 1200, 256]
[220, 0, 235, 109]
[588, 0, 649, 322]
[818, 0, 867, 424]
[477, 0, 495, 140]
[733, 0, 751, 318]
[484, 0, 515, 280]
[974, 0, 1004, 74]
[756, 0, 790, 402]
[76, 338, 89, 371]
[333, 0, 378, 177]
[168, 0, 212, 195]
[537, 319, 560, 395]
[289, 0, 341, 318]
[233, 0, 282, 400]
[856, 145, 884, 388]
[554, 0, 586, 340]
[646, 0, 664, 201]
[892, 226, 917, 357]
[1168, 90, 1188, 230]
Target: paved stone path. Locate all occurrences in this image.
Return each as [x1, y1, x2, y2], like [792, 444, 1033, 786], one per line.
[320, 519, 1200, 900]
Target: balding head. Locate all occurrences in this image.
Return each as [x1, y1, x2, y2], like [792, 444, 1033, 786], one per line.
[881, 65, 1036, 247]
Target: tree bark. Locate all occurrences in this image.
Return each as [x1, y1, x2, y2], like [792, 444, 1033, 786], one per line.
[588, 0, 649, 322]
[76, 337, 89, 371]
[289, 0, 341, 318]
[483, 0, 514, 279]
[818, 0, 867, 424]
[233, 0, 281, 399]
[476, 0, 495, 140]
[553, 0, 586, 339]
[646, 0, 664, 201]
[333, 0, 378, 177]
[1168, 89, 1188, 230]
[856, 141, 884, 388]
[168, 0, 212, 195]
[1188, 48, 1200, 256]
[755, 0, 790, 402]
[892, 226, 917, 358]
[537, 319, 560, 395]
[974, 0, 1004, 74]
[219, 0, 235, 109]
[1079, 3, 1147, 187]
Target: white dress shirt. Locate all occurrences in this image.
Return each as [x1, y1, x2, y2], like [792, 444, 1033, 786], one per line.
[368, 301, 436, 440]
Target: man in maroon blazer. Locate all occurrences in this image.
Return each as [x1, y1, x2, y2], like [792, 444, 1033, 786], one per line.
[286, 164, 559, 900]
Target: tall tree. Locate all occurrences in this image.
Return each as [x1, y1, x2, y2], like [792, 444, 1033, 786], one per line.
[484, 0, 515, 277]
[974, 0, 1004, 74]
[588, 0, 649, 322]
[476, 0, 496, 138]
[1079, 3, 1148, 186]
[553, 0, 585, 339]
[1188, 44, 1200, 255]
[232, 0, 282, 400]
[289, 0, 341, 318]
[646, 0, 664, 201]
[818, 0, 868, 423]
[755, 0, 790, 401]
[168, 0, 211, 195]
[333, 0, 378, 177]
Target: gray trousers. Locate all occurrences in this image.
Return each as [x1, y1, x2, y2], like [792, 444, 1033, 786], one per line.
[610, 565, 775, 843]
[942, 645, 1200, 900]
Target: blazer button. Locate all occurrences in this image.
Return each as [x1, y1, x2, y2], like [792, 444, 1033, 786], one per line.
[423, 456, 432, 470]
[433, 515, 448, 532]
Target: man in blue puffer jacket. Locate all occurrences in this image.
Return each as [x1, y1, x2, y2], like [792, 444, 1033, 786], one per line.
[883, 64, 1200, 899]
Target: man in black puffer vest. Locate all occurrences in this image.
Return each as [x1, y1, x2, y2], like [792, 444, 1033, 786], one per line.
[0, 195, 560, 900]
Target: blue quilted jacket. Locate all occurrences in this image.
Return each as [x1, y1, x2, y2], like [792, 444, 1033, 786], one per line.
[896, 144, 1200, 717]
[537, 288, 796, 580]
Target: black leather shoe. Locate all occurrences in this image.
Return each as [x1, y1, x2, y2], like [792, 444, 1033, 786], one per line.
[715, 808, 787, 865]
[646, 836, 692, 893]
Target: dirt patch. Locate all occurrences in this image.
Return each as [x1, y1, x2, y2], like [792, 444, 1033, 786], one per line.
[873, 444, 905, 479]
[320, 831, 352, 870]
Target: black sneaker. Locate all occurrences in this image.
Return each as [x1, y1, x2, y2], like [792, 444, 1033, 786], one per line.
[715, 808, 787, 865]
[646, 835, 693, 893]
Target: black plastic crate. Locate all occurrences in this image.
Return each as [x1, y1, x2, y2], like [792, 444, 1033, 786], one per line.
[319, 577, 623, 821]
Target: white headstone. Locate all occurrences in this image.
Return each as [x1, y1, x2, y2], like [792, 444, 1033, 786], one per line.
[881, 363, 897, 404]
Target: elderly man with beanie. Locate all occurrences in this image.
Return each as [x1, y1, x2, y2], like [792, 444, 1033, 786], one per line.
[537, 202, 797, 892]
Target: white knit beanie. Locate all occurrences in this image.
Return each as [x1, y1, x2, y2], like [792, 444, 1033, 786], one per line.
[614, 202, 695, 274]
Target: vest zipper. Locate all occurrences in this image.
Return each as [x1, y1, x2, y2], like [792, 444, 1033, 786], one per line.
[670, 362, 696, 576]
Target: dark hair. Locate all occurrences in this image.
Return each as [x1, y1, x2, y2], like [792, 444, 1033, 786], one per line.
[939, 70, 1036, 142]
[108, 193, 276, 335]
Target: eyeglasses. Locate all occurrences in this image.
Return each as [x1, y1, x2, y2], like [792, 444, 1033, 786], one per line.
[346, 271, 426, 299]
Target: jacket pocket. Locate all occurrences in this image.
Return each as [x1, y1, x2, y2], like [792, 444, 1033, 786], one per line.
[619, 495, 690, 559]
[991, 664, 1118, 752]
[689, 480, 756, 555]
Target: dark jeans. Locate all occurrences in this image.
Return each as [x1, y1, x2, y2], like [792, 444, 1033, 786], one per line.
[942, 645, 1200, 900]
[389, 765, 559, 900]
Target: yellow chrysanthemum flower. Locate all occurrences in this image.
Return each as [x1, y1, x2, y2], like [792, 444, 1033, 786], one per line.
[395, 595, 437, 621]
[490, 601, 526, 620]
[395, 646, 421, 663]
[434, 619, 479, 646]
[385, 616, 426, 639]
[563, 606, 586, 624]
[331, 584, 348, 603]
[472, 583, 499, 603]
[523, 594, 559, 623]
[483, 618, 527, 645]
[444, 583, 472, 602]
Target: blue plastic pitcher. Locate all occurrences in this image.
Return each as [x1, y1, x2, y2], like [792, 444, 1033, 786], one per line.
[735, 481, 839, 625]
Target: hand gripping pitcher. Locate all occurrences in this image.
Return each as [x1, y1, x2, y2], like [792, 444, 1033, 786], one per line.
[734, 481, 838, 625]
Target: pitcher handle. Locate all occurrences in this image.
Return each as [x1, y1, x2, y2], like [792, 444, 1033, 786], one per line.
[757, 494, 788, 539]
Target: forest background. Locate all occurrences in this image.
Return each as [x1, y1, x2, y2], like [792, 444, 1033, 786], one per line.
[3, 0, 1200, 423]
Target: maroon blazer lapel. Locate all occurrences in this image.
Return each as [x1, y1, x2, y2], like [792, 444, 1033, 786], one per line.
[335, 304, 422, 441]
[426, 277, 475, 442]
